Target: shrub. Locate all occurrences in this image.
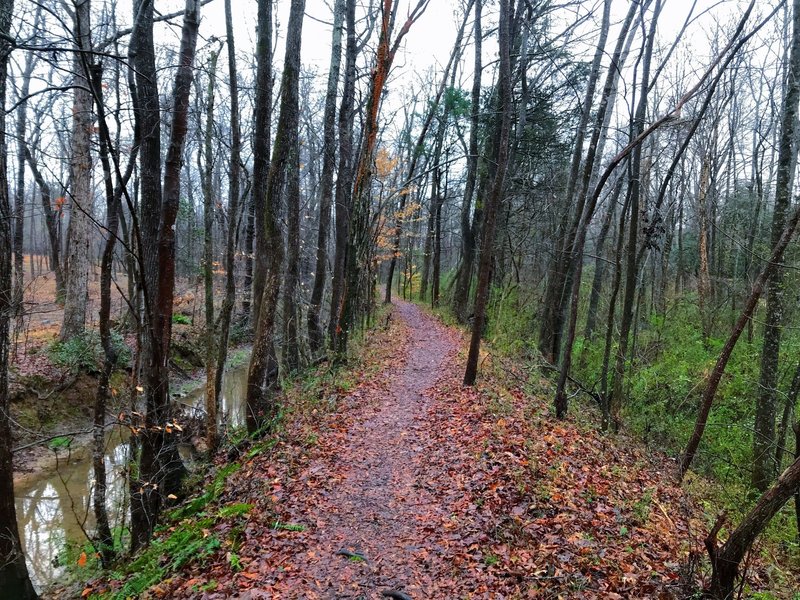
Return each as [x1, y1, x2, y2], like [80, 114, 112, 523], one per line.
[48, 330, 131, 374]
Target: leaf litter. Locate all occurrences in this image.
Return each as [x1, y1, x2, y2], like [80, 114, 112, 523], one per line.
[97, 301, 784, 599]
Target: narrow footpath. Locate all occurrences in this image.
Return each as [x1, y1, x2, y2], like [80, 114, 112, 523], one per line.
[141, 300, 717, 599]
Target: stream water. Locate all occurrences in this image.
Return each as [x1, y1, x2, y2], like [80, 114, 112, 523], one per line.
[13, 363, 250, 591]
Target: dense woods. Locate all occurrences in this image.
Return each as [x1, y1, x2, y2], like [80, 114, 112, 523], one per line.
[2, 0, 800, 597]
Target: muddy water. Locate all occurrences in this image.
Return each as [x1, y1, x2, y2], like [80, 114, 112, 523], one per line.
[14, 363, 250, 591]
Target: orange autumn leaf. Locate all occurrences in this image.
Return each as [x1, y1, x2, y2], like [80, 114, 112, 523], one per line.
[77, 551, 87, 567]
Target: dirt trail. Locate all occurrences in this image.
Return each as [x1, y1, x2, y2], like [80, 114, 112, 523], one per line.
[109, 299, 742, 598]
[250, 301, 459, 598]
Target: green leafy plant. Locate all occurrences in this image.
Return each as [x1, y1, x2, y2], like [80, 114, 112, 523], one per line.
[48, 436, 72, 451]
[172, 313, 191, 325]
[271, 521, 306, 532]
[48, 330, 130, 374]
[218, 503, 254, 519]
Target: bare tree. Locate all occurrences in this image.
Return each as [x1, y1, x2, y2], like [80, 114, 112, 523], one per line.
[308, 0, 345, 355]
[463, 0, 512, 386]
[0, 0, 38, 594]
[246, 0, 305, 434]
[60, 0, 93, 341]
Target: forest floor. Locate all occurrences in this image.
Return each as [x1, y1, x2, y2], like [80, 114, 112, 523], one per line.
[86, 300, 799, 599]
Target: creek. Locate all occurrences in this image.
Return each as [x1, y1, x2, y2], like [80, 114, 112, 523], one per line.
[13, 362, 250, 591]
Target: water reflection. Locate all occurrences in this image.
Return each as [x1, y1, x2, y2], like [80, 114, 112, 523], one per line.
[14, 363, 250, 591]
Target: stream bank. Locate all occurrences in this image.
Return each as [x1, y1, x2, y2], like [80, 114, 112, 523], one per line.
[12, 343, 251, 592]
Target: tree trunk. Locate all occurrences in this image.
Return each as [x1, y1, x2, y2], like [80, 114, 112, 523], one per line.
[452, 0, 482, 323]
[708, 456, 800, 598]
[753, 0, 800, 492]
[13, 38, 38, 320]
[308, 0, 344, 355]
[246, 0, 305, 434]
[250, 0, 273, 328]
[282, 143, 301, 373]
[130, 0, 200, 551]
[213, 0, 243, 449]
[88, 58, 136, 565]
[327, 0, 356, 351]
[555, 0, 763, 420]
[61, 0, 94, 342]
[680, 178, 800, 477]
[202, 48, 220, 452]
[538, 0, 614, 364]
[23, 148, 64, 302]
[696, 157, 713, 343]
[0, 0, 38, 594]
[463, 0, 512, 386]
[337, 0, 429, 354]
[609, 10, 661, 427]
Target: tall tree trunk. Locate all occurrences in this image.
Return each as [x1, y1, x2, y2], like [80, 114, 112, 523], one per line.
[609, 1, 660, 429]
[582, 180, 620, 343]
[88, 57, 140, 565]
[386, 7, 469, 306]
[0, 0, 37, 594]
[250, 0, 273, 328]
[538, 0, 614, 364]
[696, 156, 713, 343]
[130, 0, 201, 551]
[13, 34, 39, 319]
[680, 180, 800, 477]
[202, 48, 220, 452]
[61, 0, 94, 342]
[463, 0, 512, 386]
[327, 0, 356, 350]
[753, 0, 800, 492]
[246, 0, 305, 434]
[282, 143, 301, 372]
[213, 0, 243, 449]
[452, 0, 482, 322]
[308, 0, 344, 355]
[555, 0, 763, 420]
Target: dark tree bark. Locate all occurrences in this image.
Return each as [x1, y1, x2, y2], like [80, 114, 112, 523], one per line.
[13, 30, 39, 318]
[246, 0, 305, 434]
[130, 0, 201, 551]
[420, 114, 448, 301]
[0, 0, 37, 594]
[451, 0, 482, 322]
[23, 147, 64, 302]
[555, 0, 764, 420]
[608, 0, 661, 429]
[250, 0, 273, 327]
[88, 55, 141, 564]
[753, 0, 800, 492]
[582, 181, 620, 343]
[282, 141, 302, 373]
[201, 48, 220, 451]
[708, 456, 800, 598]
[678, 0, 800, 478]
[385, 4, 470, 306]
[308, 0, 344, 355]
[463, 0, 512, 386]
[327, 0, 357, 350]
